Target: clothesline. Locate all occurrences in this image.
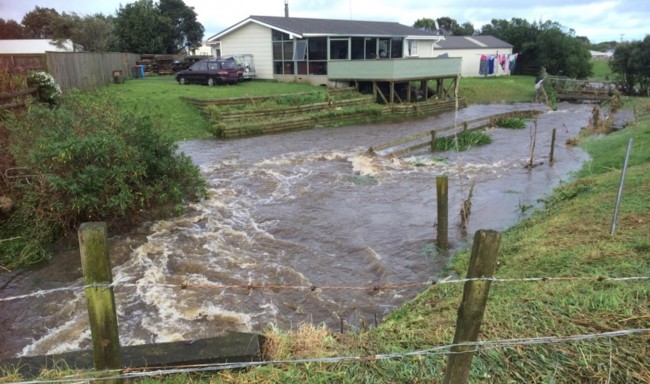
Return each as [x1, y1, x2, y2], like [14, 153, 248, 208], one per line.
[479, 52, 520, 76]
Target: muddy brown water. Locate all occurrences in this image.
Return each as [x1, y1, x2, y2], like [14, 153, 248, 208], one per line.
[0, 102, 594, 359]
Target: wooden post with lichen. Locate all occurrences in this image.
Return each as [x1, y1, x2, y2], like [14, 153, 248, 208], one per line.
[79, 222, 121, 374]
[443, 230, 501, 384]
[430, 130, 437, 152]
[436, 175, 448, 250]
[550, 128, 557, 164]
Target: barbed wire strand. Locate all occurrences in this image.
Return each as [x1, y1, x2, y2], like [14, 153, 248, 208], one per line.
[9, 328, 650, 384]
[1, 276, 648, 303]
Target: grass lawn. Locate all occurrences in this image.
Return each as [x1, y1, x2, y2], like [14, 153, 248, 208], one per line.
[590, 58, 614, 81]
[105, 74, 540, 141]
[105, 76, 319, 141]
[456, 75, 537, 104]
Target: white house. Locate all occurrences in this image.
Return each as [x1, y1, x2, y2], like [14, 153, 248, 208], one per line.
[432, 36, 514, 77]
[205, 15, 449, 85]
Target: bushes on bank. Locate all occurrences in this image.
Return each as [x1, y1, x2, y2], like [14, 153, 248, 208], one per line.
[1, 90, 206, 268]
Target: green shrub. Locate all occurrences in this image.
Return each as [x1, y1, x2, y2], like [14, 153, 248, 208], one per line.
[1, 90, 206, 268]
[26, 70, 62, 106]
[495, 117, 527, 129]
[435, 131, 492, 151]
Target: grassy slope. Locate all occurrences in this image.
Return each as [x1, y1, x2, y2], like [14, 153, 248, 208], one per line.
[458, 75, 537, 104]
[104, 76, 318, 141]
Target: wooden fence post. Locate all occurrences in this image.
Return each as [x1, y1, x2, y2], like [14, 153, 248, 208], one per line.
[549, 128, 557, 164]
[436, 175, 448, 250]
[443, 229, 501, 384]
[431, 130, 437, 152]
[78, 222, 121, 375]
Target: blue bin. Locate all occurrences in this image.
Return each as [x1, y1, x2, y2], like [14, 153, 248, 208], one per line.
[137, 65, 145, 78]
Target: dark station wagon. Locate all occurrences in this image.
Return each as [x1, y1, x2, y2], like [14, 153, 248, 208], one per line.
[175, 59, 243, 86]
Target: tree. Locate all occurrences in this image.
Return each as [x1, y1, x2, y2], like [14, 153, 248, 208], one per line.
[51, 13, 116, 52]
[479, 18, 536, 54]
[610, 37, 650, 95]
[114, 0, 171, 53]
[413, 18, 438, 32]
[0, 18, 25, 39]
[478, 18, 592, 77]
[21, 6, 59, 38]
[436, 17, 457, 36]
[113, 0, 204, 54]
[414, 16, 474, 36]
[455, 22, 475, 36]
[536, 28, 592, 78]
[158, 0, 204, 53]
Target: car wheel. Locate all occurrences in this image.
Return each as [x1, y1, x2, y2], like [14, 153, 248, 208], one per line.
[179, 77, 186, 85]
[208, 77, 215, 86]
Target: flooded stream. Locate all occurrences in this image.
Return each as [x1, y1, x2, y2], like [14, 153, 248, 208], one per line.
[0, 102, 593, 359]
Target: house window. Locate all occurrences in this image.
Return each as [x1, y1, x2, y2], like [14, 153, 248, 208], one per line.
[365, 38, 377, 59]
[408, 40, 418, 56]
[351, 37, 364, 60]
[308, 37, 326, 60]
[308, 37, 327, 74]
[391, 39, 404, 58]
[273, 30, 294, 74]
[329, 39, 349, 60]
[272, 30, 290, 41]
[293, 40, 307, 61]
[378, 38, 390, 58]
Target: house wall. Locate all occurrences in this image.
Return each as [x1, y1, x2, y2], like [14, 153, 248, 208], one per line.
[409, 40, 437, 58]
[433, 48, 513, 77]
[219, 23, 274, 80]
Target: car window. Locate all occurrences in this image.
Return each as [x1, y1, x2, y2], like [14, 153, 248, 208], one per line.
[220, 60, 236, 69]
[208, 62, 220, 70]
[191, 61, 208, 71]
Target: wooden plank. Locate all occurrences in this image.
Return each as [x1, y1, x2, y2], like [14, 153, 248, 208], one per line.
[0, 333, 264, 378]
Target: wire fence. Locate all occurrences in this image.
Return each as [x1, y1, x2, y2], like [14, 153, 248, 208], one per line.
[2, 266, 648, 383]
[1, 275, 648, 303]
[7, 328, 650, 384]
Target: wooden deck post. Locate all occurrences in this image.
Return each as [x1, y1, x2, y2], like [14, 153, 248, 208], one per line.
[78, 222, 121, 375]
[443, 230, 501, 384]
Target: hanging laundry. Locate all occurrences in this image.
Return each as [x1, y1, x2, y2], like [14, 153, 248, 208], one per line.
[510, 53, 519, 74]
[479, 54, 488, 76]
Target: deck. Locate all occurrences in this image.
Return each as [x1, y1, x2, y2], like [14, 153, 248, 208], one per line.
[328, 57, 462, 104]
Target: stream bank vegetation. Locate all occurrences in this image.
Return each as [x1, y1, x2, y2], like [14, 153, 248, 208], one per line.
[0, 89, 207, 269]
[434, 131, 492, 151]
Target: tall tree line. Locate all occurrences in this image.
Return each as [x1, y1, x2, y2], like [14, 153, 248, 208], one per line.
[0, 0, 204, 54]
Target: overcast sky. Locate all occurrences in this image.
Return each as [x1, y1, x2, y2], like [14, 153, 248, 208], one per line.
[1, 0, 647, 44]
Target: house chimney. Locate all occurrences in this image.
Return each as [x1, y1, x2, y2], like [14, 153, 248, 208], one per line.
[284, 0, 289, 17]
